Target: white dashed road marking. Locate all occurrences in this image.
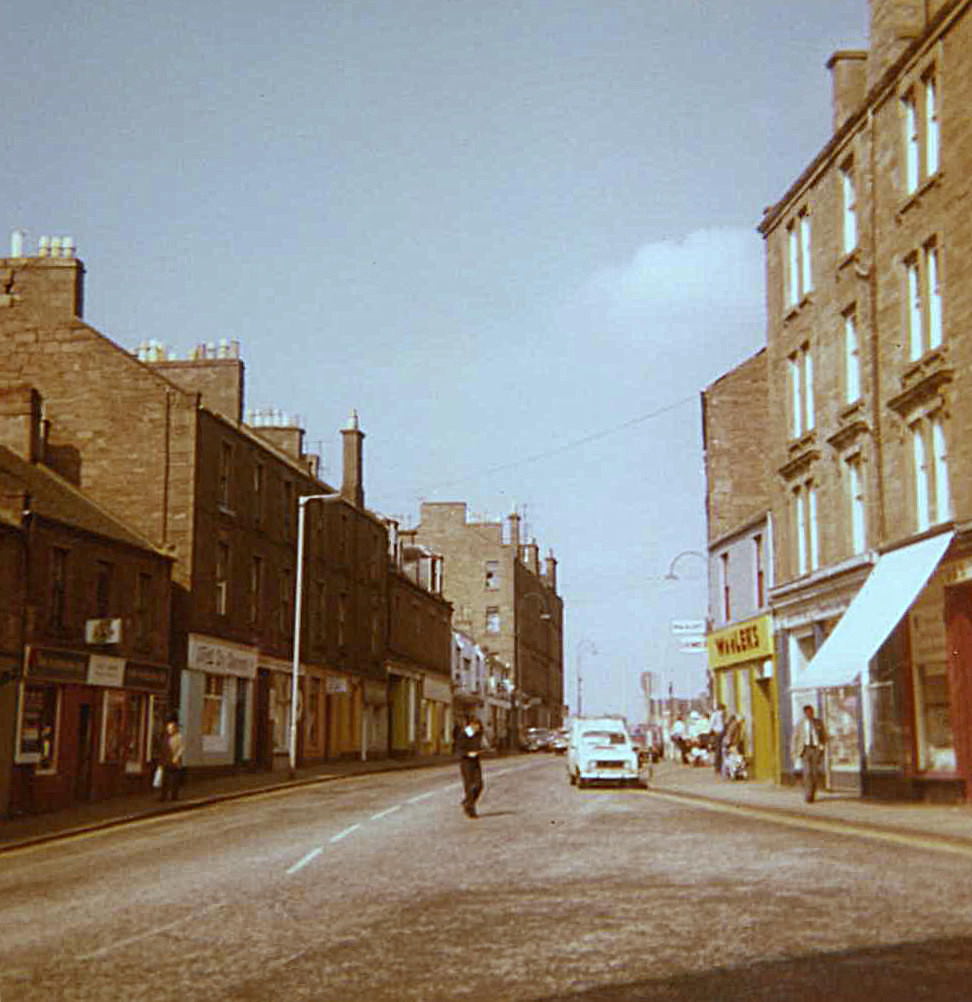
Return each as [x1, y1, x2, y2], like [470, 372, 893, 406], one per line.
[286, 847, 323, 875]
[329, 823, 361, 843]
[77, 903, 225, 960]
[370, 805, 402, 821]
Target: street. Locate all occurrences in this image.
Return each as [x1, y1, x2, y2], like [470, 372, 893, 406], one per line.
[3, 757, 972, 1002]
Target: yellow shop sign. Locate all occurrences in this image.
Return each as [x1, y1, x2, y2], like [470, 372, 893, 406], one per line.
[708, 615, 773, 668]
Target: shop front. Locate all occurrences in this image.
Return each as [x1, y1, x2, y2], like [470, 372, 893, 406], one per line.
[420, 673, 453, 756]
[12, 645, 170, 815]
[388, 662, 421, 756]
[182, 634, 257, 773]
[361, 678, 388, 760]
[791, 530, 967, 801]
[707, 615, 777, 781]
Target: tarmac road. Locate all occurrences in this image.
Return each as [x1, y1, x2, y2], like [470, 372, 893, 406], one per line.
[3, 755, 972, 1002]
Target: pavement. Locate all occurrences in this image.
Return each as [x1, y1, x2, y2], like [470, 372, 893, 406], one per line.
[2, 751, 972, 853]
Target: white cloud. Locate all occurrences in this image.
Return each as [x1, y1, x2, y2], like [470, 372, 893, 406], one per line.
[578, 225, 765, 328]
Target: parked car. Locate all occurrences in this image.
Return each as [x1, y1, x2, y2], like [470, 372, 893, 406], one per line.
[549, 728, 569, 754]
[567, 716, 643, 787]
[522, 727, 553, 752]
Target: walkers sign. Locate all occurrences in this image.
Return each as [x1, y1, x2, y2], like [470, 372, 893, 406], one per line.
[707, 615, 773, 668]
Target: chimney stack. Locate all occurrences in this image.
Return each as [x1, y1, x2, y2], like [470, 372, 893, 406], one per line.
[341, 409, 365, 508]
[544, 549, 558, 592]
[867, 0, 925, 89]
[526, 538, 540, 574]
[827, 50, 868, 132]
[508, 511, 521, 550]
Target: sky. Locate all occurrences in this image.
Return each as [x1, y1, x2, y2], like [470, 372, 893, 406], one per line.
[4, 0, 868, 721]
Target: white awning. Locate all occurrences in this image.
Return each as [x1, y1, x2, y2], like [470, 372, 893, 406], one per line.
[792, 531, 953, 691]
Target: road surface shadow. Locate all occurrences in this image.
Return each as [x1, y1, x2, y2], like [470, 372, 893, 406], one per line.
[477, 810, 517, 818]
[532, 935, 972, 1002]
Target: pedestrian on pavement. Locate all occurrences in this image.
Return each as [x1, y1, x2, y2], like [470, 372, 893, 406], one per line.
[670, 716, 689, 764]
[791, 704, 827, 803]
[157, 712, 185, 803]
[709, 703, 726, 775]
[455, 715, 487, 818]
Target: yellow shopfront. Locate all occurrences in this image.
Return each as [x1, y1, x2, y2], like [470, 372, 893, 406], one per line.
[707, 615, 778, 782]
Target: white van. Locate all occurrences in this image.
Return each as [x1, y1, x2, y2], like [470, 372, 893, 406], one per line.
[566, 716, 642, 787]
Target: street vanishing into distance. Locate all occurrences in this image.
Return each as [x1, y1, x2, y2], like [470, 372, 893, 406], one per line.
[4, 757, 972, 1002]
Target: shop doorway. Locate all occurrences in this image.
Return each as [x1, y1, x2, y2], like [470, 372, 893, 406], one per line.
[74, 701, 95, 801]
[234, 679, 248, 766]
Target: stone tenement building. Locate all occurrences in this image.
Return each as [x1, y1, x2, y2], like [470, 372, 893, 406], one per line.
[702, 351, 779, 782]
[755, 0, 972, 800]
[0, 246, 394, 804]
[409, 503, 563, 738]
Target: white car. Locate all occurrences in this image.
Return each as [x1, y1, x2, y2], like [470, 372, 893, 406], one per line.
[567, 718, 642, 788]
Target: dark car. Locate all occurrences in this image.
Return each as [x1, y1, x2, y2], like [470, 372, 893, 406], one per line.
[522, 727, 554, 752]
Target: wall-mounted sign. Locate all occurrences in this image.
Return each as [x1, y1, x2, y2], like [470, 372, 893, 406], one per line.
[707, 615, 774, 668]
[678, 637, 707, 654]
[188, 634, 258, 679]
[326, 676, 349, 694]
[85, 618, 123, 645]
[671, 619, 706, 636]
[87, 655, 126, 687]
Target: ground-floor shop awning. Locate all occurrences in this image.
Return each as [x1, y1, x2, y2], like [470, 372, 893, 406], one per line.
[792, 530, 953, 691]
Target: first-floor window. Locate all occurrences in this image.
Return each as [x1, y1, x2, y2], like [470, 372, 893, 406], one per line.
[846, 456, 866, 554]
[792, 480, 819, 575]
[17, 683, 60, 770]
[202, 674, 226, 737]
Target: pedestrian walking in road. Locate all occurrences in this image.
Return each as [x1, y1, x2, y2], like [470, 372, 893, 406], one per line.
[709, 703, 726, 775]
[791, 704, 827, 803]
[157, 713, 185, 802]
[455, 715, 486, 818]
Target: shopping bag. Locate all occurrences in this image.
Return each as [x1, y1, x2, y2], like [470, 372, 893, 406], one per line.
[153, 765, 164, 789]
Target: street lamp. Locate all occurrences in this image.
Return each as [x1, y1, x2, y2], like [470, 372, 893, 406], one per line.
[290, 492, 344, 779]
[664, 550, 706, 580]
[575, 638, 597, 716]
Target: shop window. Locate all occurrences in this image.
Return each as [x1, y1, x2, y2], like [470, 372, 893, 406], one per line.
[16, 683, 59, 770]
[270, 673, 291, 754]
[866, 632, 906, 768]
[306, 676, 322, 749]
[914, 665, 954, 772]
[101, 690, 147, 772]
[202, 674, 226, 737]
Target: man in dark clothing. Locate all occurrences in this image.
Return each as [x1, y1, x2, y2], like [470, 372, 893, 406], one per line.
[455, 715, 486, 818]
[157, 713, 184, 802]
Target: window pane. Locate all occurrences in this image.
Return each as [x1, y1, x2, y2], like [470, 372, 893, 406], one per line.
[804, 349, 815, 430]
[907, 261, 923, 360]
[799, 215, 812, 293]
[904, 97, 919, 192]
[102, 690, 127, 763]
[844, 314, 860, 402]
[808, 486, 819, 570]
[927, 246, 942, 350]
[932, 419, 950, 523]
[842, 170, 857, 252]
[912, 424, 930, 531]
[925, 76, 939, 176]
[203, 674, 225, 736]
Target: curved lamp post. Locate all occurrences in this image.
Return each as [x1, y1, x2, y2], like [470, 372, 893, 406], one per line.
[664, 550, 707, 581]
[290, 492, 345, 778]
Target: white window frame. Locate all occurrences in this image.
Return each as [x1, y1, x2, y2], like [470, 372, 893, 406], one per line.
[844, 309, 861, 403]
[931, 417, 951, 525]
[202, 672, 229, 752]
[904, 92, 920, 194]
[924, 71, 939, 178]
[846, 455, 866, 554]
[788, 343, 814, 438]
[799, 211, 813, 296]
[793, 485, 808, 576]
[840, 163, 857, 254]
[903, 70, 940, 195]
[906, 241, 943, 361]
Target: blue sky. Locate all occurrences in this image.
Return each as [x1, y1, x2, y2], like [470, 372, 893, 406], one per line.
[4, 1, 868, 718]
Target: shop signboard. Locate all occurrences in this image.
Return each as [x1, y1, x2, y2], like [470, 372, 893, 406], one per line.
[188, 634, 258, 679]
[87, 655, 126, 688]
[125, 662, 170, 693]
[26, 647, 88, 683]
[707, 616, 774, 669]
[326, 676, 349, 694]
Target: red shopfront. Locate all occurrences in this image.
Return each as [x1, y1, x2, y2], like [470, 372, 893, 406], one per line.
[11, 646, 171, 815]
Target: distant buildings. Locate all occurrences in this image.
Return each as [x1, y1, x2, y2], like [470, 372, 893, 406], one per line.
[705, 0, 972, 801]
[0, 243, 563, 815]
[410, 503, 564, 741]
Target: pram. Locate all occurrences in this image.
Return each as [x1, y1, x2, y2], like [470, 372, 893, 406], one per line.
[722, 747, 748, 781]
